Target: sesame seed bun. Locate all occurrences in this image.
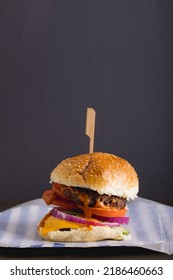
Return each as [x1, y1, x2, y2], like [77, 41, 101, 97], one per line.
[38, 224, 131, 242]
[50, 152, 139, 200]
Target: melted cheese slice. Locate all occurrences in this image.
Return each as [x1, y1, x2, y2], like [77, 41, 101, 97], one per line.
[40, 216, 87, 236]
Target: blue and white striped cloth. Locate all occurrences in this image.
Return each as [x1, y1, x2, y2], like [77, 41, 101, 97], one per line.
[0, 197, 173, 254]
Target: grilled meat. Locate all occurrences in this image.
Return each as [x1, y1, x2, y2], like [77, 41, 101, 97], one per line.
[53, 183, 126, 209]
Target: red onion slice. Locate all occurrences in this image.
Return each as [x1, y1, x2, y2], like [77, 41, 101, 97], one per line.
[51, 208, 120, 227]
[93, 214, 130, 224]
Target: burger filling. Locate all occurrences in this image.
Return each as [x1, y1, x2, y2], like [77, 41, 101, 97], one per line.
[54, 184, 126, 209]
[41, 183, 130, 238]
[43, 182, 126, 210]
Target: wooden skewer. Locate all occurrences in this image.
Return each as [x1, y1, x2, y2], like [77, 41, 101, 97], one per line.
[85, 108, 96, 153]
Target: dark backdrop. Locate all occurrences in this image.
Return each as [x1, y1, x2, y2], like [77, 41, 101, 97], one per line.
[0, 0, 173, 202]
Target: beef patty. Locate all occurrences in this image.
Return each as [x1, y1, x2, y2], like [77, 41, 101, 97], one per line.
[62, 186, 126, 209]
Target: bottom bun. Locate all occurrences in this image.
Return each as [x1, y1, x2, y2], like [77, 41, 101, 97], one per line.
[38, 225, 131, 242]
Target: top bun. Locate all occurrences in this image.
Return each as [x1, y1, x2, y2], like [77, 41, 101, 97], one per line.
[50, 152, 139, 200]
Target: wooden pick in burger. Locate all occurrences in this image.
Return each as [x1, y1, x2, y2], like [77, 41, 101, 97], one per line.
[85, 108, 96, 153]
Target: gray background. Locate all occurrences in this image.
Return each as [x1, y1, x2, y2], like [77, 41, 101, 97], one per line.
[0, 0, 173, 202]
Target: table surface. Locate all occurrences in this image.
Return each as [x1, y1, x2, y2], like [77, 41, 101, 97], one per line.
[0, 200, 173, 260]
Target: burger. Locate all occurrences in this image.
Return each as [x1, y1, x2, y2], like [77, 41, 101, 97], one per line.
[38, 152, 139, 242]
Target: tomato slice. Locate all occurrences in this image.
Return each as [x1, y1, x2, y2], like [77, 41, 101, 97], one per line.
[80, 206, 127, 218]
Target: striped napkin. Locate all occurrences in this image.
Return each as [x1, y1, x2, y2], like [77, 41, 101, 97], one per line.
[0, 197, 173, 254]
